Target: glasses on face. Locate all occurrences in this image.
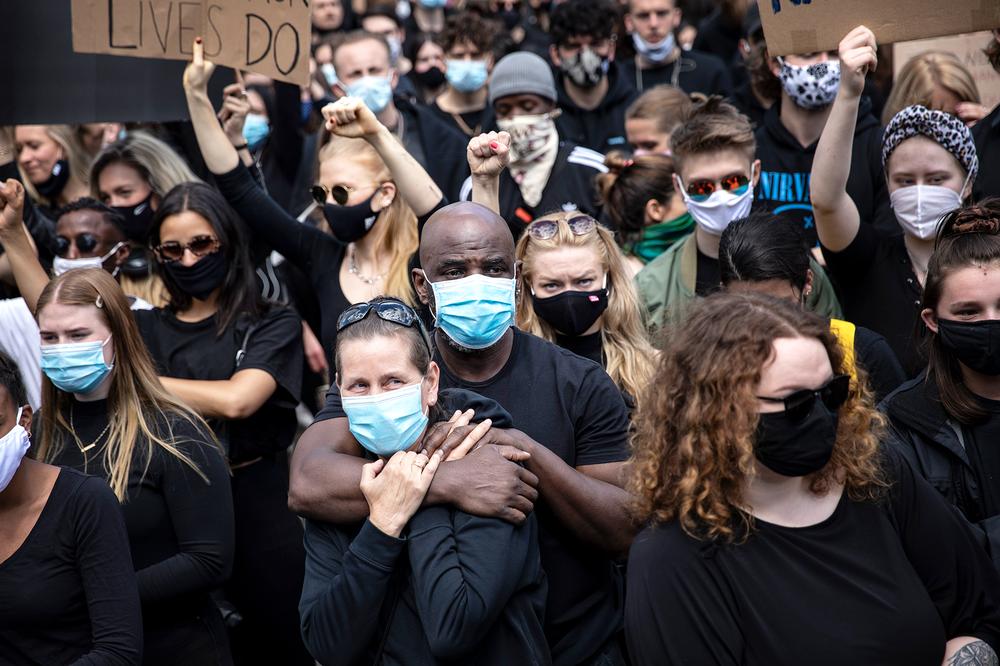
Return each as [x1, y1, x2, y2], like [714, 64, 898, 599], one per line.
[758, 374, 850, 423]
[54, 233, 101, 257]
[153, 235, 220, 263]
[337, 300, 432, 350]
[527, 215, 597, 241]
[683, 173, 751, 202]
[311, 182, 380, 207]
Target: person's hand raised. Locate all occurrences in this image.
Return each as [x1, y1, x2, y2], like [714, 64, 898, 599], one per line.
[467, 131, 510, 179]
[219, 81, 251, 144]
[183, 38, 216, 93]
[360, 450, 443, 537]
[838, 26, 877, 99]
[0, 179, 25, 237]
[322, 97, 384, 139]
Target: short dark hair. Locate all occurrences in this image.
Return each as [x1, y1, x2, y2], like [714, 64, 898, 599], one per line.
[719, 211, 810, 292]
[361, 7, 401, 28]
[550, 0, 618, 47]
[330, 30, 392, 69]
[55, 197, 127, 236]
[0, 350, 28, 410]
[437, 11, 499, 54]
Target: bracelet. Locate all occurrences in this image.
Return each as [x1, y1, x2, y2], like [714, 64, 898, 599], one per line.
[232, 142, 249, 151]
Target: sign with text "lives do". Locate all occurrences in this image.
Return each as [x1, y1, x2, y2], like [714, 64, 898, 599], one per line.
[757, 0, 1000, 57]
[71, 0, 311, 86]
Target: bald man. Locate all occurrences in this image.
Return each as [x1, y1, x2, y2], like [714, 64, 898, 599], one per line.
[291, 202, 634, 665]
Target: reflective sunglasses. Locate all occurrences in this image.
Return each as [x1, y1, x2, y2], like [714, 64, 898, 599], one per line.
[757, 374, 850, 423]
[337, 300, 432, 351]
[683, 173, 750, 202]
[311, 182, 380, 207]
[153, 235, 221, 263]
[527, 215, 597, 241]
[54, 233, 101, 257]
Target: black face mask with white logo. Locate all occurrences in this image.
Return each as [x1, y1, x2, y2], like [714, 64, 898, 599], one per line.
[530, 286, 608, 336]
[112, 193, 156, 243]
[35, 159, 70, 199]
[322, 192, 379, 243]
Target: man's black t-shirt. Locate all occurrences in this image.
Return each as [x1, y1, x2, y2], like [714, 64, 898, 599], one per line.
[134, 306, 303, 464]
[853, 325, 907, 403]
[625, 450, 1000, 665]
[695, 248, 721, 296]
[316, 328, 630, 665]
[618, 50, 732, 97]
[428, 101, 495, 138]
[822, 228, 925, 377]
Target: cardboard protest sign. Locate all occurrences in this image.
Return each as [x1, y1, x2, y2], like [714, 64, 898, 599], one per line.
[756, 0, 1000, 57]
[894, 32, 1000, 111]
[71, 0, 311, 86]
[0, 0, 227, 125]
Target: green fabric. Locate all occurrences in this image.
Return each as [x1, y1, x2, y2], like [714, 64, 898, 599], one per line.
[628, 213, 695, 264]
[634, 232, 844, 332]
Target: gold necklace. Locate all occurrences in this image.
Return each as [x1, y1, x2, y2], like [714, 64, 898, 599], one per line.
[69, 404, 111, 453]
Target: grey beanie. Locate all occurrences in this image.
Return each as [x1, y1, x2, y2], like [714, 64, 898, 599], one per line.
[489, 51, 557, 106]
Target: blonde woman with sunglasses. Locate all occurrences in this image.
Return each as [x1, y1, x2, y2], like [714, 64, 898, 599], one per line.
[516, 212, 657, 409]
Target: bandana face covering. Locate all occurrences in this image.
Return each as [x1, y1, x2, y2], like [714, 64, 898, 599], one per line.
[559, 48, 609, 89]
[496, 113, 558, 163]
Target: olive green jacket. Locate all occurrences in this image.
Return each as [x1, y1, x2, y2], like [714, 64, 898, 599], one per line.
[635, 233, 843, 331]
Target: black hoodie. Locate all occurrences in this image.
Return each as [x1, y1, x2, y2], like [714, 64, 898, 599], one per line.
[554, 62, 639, 155]
[753, 97, 895, 244]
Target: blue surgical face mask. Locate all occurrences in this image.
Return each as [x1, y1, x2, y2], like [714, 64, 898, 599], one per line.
[346, 76, 394, 114]
[243, 113, 270, 150]
[427, 272, 516, 350]
[446, 59, 488, 93]
[419, 0, 447, 8]
[341, 381, 429, 457]
[40, 337, 114, 395]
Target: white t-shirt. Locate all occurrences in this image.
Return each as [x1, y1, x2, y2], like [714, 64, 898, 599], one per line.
[0, 298, 41, 410]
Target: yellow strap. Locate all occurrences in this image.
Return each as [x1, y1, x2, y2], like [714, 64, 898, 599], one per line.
[829, 318, 857, 383]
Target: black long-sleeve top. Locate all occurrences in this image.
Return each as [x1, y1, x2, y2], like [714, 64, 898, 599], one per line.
[625, 449, 1000, 665]
[214, 163, 442, 368]
[0, 467, 143, 665]
[299, 388, 550, 665]
[50, 399, 234, 629]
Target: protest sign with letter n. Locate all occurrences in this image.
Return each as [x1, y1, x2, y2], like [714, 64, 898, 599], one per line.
[71, 0, 311, 85]
[757, 0, 1000, 57]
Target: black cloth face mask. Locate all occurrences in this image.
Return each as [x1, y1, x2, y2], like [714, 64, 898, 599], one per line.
[163, 251, 227, 301]
[937, 318, 1000, 376]
[35, 159, 70, 199]
[323, 192, 379, 243]
[112, 193, 156, 243]
[531, 286, 609, 336]
[414, 66, 447, 89]
[754, 399, 839, 477]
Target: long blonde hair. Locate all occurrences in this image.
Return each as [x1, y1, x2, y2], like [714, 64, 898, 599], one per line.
[318, 135, 418, 305]
[17, 125, 91, 208]
[883, 51, 981, 124]
[34, 269, 221, 501]
[515, 212, 657, 404]
[90, 130, 201, 200]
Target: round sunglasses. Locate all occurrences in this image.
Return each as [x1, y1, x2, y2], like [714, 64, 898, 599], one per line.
[527, 215, 597, 241]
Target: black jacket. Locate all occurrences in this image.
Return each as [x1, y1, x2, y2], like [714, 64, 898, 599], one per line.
[753, 96, 895, 242]
[554, 63, 638, 155]
[973, 103, 1000, 201]
[881, 377, 1000, 570]
[396, 94, 472, 203]
[461, 141, 606, 240]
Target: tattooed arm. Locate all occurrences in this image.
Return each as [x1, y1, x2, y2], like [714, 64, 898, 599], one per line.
[945, 638, 999, 666]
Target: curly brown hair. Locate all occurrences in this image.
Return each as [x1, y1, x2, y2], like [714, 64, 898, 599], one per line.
[627, 291, 887, 542]
[436, 12, 500, 55]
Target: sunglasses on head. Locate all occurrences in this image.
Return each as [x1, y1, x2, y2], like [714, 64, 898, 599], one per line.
[54, 233, 102, 257]
[527, 215, 597, 241]
[337, 300, 432, 351]
[153, 235, 220, 263]
[311, 182, 382, 207]
[757, 373, 850, 423]
[684, 173, 750, 202]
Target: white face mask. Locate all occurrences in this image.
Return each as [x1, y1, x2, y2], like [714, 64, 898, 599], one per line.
[890, 184, 964, 240]
[53, 241, 126, 277]
[632, 31, 675, 63]
[677, 166, 755, 235]
[0, 407, 29, 493]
